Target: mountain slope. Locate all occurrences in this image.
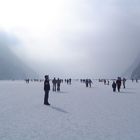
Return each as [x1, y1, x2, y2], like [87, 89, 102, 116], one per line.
[131, 61, 140, 79]
[0, 32, 37, 80]
[123, 54, 140, 79]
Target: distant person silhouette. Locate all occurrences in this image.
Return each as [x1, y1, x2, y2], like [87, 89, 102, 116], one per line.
[104, 79, 106, 85]
[88, 79, 92, 87]
[66, 79, 69, 84]
[85, 79, 89, 87]
[52, 77, 57, 92]
[107, 80, 109, 85]
[112, 81, 116, 92]
[122, 78, 126, 88]
[69, 78, 72, 84]
[57, 78, 61, 91]
[116, 77, 121, 92]
[25, 79, 29, 83]
[44, 75, 50, 105]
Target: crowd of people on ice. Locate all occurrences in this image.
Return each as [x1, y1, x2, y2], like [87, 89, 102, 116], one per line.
[25, 75, 139, 106]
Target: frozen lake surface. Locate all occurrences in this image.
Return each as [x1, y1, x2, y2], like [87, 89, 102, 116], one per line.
[0, 80, 140, 140]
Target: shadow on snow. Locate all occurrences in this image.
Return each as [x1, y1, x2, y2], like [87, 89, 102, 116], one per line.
[52, 91, 68, 94]
[50, 106, 68, 114]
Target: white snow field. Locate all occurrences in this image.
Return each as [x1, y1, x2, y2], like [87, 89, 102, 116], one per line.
[0, 80, 140, 140]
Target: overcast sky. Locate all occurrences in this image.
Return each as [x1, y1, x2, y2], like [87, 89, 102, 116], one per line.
[0, 0, 140, 78]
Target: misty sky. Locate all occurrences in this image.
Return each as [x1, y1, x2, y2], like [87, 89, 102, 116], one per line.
[0, 0, 140, 78]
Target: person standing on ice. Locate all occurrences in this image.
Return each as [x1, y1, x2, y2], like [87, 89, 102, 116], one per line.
[52, 77, 57, 92]
[44, 75, 50, 105]
[122, 78, 126, 88]
[88, 79, 92, 87]
[85, 79, 89, 87]
[107, 80, 110, 85]
[116, 77, 121, 92]
[112, 81, 116, 92]
[57, 78, 61, 91]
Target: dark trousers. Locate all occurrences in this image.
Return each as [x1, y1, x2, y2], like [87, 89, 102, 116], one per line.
[113, 88, 116, 92]
[44, 90, 49, 104]
[53, 84, 56, 91]
[117, 85, 121, 92]
[57, 85, 60, 91]
[123, 83, 125, 88]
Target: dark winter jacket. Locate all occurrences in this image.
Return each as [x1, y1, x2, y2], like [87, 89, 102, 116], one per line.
[116, 79, 121, 87]
[112, 82, 116, 88]
[44, 79, 50, 91]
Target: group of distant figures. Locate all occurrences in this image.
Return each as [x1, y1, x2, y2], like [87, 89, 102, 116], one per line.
[112, 77, 126, 92]
[25, 79, 43, 83]
[112, 77, 138, 92]
[44, 76, 72, 105]
[80, 77, 139, 93]
[52, 78, 62, 92]
[25, 75, 139, 105]
[80, 79, 93, 87]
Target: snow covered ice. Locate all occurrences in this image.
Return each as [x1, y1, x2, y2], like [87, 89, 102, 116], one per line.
[0, 80, 140, 140]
